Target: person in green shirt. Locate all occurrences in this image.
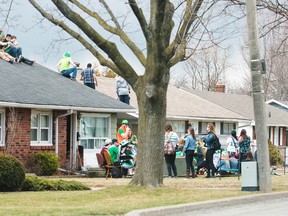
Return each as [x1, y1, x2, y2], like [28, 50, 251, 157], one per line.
[108, 139, 120, 165]
[57, 52, 78, 81]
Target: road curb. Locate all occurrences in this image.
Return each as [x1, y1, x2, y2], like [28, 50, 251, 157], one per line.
[125, 191, 288, 216]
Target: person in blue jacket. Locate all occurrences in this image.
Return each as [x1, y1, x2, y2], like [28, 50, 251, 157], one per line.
[202, 123, 217, 178]
[183, 127, 197, 179]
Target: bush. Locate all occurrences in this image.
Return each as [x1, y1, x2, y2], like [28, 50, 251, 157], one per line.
[268, 140, 283, 165]
[0, 154, 25, 192]
[31, 152, 59, 176]
[21, 176, 90, 191]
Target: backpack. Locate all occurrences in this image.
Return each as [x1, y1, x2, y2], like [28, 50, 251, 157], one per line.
[164, 142, 175, 155]
[164, 132, 176, 155]
[213, 133, 221, 150]
[111, 166, 123, 178]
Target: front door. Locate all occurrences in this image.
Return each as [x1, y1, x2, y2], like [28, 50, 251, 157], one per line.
[78, 113, 111, 169]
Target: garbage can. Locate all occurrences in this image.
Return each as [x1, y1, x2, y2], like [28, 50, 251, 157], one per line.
[241, 161, 259, 191]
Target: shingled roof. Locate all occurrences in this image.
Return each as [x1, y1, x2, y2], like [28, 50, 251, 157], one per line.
[0, 60, 135, 113]
[188, 89, 288, 127]
[95, 76, 248, 121]
[94, 76, 288, 126]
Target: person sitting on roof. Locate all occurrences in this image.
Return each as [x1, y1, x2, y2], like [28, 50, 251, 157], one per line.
[10, 35, 35, 66]
[57, 52, 78, 81]
[0, 34, 20, 61]
[0, 33, 16, 64]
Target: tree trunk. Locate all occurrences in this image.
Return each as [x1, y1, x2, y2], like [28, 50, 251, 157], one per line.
[130, 66, 169, 188]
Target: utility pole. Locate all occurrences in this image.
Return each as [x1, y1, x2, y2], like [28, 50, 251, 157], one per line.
[245, 0, 271, 192]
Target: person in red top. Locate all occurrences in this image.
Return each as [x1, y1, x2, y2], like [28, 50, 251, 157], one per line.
[116, 120, 131, 143]
[100, 139, 112, 165]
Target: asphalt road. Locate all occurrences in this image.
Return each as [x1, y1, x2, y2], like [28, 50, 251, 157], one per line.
[177, 196, 288, 216]
[126, 191, 288, 216]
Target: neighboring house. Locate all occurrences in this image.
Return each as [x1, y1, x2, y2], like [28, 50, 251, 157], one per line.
[266, 99, 288, 113]
[0, 61, 135, 170]
[95, 76, 288, 148]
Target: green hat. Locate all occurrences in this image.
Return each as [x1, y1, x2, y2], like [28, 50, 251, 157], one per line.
[121, 119, 128, 124]
[64, 52, 71, 57]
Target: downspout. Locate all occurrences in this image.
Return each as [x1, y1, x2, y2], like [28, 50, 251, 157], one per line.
[55, 110, 74, 156]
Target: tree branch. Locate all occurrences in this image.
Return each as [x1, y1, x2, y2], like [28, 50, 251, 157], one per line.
[30, 0, 139, 85]
[127, 0, 149, 40]
[166, 0, 204, 66]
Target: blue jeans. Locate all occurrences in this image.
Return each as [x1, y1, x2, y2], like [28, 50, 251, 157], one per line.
[84, 83, 95, 89]
[61, 67, 77, 79]
[119, 95, 130, 105]
[6, 47, 22, 60]
[164, 153, 177, 177]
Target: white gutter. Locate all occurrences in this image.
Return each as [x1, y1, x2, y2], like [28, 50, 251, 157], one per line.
[55, 110, 74, 156]
[0, 102, 136, 113]
[165, 115, 251, 122]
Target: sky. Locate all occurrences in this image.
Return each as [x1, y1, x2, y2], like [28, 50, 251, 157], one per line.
[1, 0, 249, 87]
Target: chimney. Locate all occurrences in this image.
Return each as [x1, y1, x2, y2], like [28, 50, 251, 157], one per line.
[215, 81, 225, 93]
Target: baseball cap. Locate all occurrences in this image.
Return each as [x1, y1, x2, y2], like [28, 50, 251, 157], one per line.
[64, 52, 71, 57]
[104, 139, 112, 146]
[121, 119, 128, 124]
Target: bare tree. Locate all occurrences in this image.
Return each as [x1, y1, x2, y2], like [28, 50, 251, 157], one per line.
[27, 0, 242, 187]
[0, 0, 19, 30]
[181, 46, 229, 91]
[229, 0, 288, 50]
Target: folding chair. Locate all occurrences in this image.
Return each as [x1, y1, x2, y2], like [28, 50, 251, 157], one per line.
[96, 151, 114, 179]
[103, 150, 122, 179]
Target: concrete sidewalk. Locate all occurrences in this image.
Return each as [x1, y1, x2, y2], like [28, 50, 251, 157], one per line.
[125, 191, 288, 216]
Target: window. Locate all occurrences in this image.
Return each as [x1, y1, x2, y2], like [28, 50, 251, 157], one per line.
[170, 121, 186, 138]
[31, 111, 52, 145]
[198, 122, 215, 134]
[220, 122, 236, 135]
[79, 114, 110, 149]
[0, 110, 4, 146]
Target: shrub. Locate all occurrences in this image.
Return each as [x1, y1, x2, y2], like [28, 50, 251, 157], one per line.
[0, 154, 25, 192]
[268, 140, 283, 166]
[32, 152, 59, 176]
[21, 176, 90, 191]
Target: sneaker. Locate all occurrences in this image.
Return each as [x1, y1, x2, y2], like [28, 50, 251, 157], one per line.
[167, 176, 172, 179]
[70, 77, 77, 81]
[16, 55, 22, 63]
[205, 176, 211, 178]
[8, 60, 14, 64]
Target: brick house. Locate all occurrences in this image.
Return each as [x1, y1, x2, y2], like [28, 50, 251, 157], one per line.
[0, 61, 135, 170]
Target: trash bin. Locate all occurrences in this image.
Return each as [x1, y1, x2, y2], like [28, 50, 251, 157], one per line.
[241, 161, 259, 191]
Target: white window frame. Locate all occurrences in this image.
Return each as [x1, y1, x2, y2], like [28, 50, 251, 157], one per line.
[30, 110, 53, 146]
[79, 113, 111, 150]
[0, 109, 5, 146]
[170, 120, 186, 138]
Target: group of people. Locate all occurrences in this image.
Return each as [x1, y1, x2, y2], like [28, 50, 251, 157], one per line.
[57, 52, 131, 105]
[99, 119, 138, 177]
[164, 122, 254, 179]
[0, 30, 34, 65]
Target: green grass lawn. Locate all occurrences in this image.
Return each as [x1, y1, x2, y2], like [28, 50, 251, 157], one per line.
[0, 175, 287, 215]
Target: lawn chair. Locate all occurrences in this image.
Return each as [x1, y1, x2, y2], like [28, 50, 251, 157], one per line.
[97, 151, 114, 179]
[103, 150, 122, 179]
